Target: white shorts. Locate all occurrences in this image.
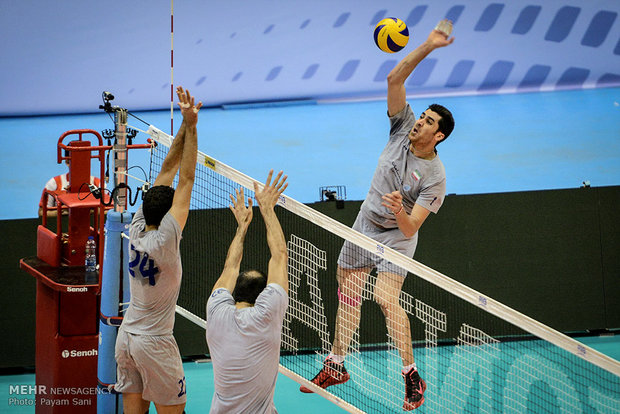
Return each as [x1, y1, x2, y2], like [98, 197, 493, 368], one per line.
[337, 212, 418, 277]
[114, 328, 187, 406]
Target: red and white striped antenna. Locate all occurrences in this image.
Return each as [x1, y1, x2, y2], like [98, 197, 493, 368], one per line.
[170, 0, 174, 136]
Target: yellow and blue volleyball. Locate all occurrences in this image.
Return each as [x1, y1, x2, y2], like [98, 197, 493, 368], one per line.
[373, 18, 409, 53]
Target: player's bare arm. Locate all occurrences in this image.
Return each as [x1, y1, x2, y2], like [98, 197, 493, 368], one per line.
[212, 188, 253, 293]
[169, 87, 202, 230]
[254, 170, 289, 293]
[387, 19, 454, 116]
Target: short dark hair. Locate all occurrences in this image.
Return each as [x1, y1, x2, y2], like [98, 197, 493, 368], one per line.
[232, 270, 268, 305]
[142, 185, 175, 226]
[428, 103, 455, 145]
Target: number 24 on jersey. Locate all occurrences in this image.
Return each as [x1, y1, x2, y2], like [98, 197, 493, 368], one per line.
[129, 244, 160, 286]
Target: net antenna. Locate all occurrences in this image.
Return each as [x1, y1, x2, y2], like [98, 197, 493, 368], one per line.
[170, 0, 174, 136]
[145, 128, 620, 413]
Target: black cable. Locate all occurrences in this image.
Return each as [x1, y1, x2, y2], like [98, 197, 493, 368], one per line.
[105, 149, 111, 184]
[114, 184, 130, 207]
[77, 182, 104, 201]
[125, 165, 149, 205]
[77, 182, 92, 201]
[129, 186, 142, 206]
[127, 165, 148, 183]
[100, 183, 145, 207]
[102, 184, 125, 207]
[127, 111, 151, 127]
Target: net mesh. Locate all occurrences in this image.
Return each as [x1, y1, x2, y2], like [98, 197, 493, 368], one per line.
[148, 137, 620, 414]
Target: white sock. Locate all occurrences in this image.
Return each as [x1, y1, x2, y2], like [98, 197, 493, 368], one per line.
[402, 363, 417, 374]
[328, 353, 345, 364]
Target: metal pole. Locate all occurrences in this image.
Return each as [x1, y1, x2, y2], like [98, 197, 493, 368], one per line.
[114, 109, 128, 212]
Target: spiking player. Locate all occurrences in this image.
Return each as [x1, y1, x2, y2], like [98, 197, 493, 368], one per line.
[300, 20, 455, 411]
[114, 86, 201, 414]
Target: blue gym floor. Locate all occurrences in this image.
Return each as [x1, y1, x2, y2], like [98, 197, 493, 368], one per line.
[1, 88, 619, 412]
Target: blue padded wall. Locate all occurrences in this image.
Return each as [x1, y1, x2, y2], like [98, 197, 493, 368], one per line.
[1, 0, 619, 116]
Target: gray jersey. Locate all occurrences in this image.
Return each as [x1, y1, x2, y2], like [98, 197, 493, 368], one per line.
[361, 103, 446, 229]
[206, 284, 288, 414]
[121, 205, 182, 336]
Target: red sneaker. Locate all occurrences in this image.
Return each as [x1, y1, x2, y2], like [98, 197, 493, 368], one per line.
[300, 358, 350, 393]
[403, 368, 427, 411]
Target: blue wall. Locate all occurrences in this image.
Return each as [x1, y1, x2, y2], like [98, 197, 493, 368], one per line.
[1, 0, 619, 116]
[1, 1, 619, 220]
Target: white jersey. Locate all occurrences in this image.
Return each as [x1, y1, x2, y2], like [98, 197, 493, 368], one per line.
[206, 284, 288, 414]
[121, 205, 182, 336]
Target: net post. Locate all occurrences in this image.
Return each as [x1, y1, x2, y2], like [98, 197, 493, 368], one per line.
[113, 109, 128, 213]
[97, 210, 132, 413]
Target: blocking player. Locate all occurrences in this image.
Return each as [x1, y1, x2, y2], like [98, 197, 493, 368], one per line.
[206, 170, 289, 413]
[114, 86, 201, 414]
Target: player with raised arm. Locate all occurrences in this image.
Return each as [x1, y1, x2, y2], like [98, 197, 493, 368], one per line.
[114, 87, 201, 414]
[206, 170, 289, 414]
[300, 20, 455, 411]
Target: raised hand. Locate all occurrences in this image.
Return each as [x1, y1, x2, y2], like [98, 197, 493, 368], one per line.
[253, 170, 288, 211]
[177, 86, 202, 126]
[428, 19, 454, 48]
[229, 187, 253, 229]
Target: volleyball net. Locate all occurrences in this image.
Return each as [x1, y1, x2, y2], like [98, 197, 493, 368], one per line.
[147, 127, 620, 414]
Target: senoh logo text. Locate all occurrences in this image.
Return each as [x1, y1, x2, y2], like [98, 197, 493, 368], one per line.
[61, 349, 98, 358]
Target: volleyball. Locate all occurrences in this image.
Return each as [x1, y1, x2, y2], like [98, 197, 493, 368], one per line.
[373, 18, 409, 53]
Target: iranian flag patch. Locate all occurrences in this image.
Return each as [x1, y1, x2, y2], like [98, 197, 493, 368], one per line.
[412, 169, 422, 181]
